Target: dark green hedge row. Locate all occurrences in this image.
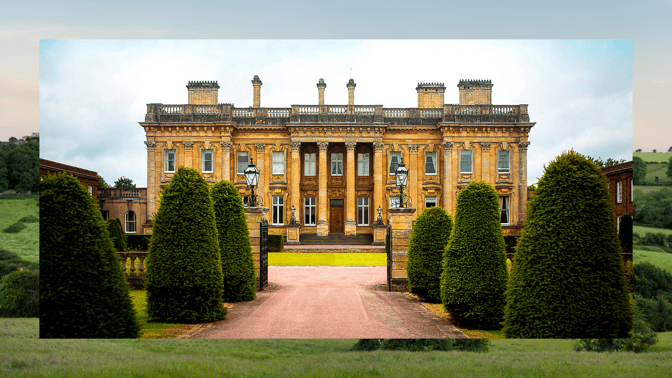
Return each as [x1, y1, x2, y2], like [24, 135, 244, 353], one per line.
[0, 269, 39, 317]
[268, 234, 284, 252]
[407, 207, 452, 303]
[126, 234, 151, 251]
[351, 339, 489, 352]
[106, 218, 127, 252]
[505, 151, 631, 338]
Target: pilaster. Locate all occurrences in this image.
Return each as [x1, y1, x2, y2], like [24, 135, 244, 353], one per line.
[373, 141, 384, 223]
[255, 143, 267, 207]
[144, 140, 157, 232]
[442, 141, 454, 214]
[518, 141, 530, 225]
[408, 144, 419, 216]
[183, 141, 194, 168]
[317, 141, 329, 236]
[480, 142, 491, 183]
[345, 141, 357, 235]
[220, 141, 232, 182]
[244, 207, 269, 290]
[388, 207, 416, 291]
[290, 141, 301, 225]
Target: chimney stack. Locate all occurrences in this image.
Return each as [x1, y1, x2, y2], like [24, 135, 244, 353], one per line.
[252, 75, 263, 108]
[317, 78, 326, 105]
[187, 81, 219, 105]
[347, 78, 356, 106]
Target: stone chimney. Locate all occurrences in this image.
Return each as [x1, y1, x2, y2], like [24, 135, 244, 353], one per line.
[347, 78, 356, 106]
[317, 78, 326, 105]
[252, 75, 263, 108]
[416, 82, 446, 108]
[458, 80, 493, 105]
[187, 81, 219, 105]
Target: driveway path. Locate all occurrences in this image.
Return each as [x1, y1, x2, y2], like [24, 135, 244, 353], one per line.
[186, 266, 467, 339]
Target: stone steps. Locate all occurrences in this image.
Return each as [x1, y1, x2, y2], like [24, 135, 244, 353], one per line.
[299, 233, 374, 245]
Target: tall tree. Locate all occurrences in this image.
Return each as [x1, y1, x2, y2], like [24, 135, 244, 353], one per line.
[504, 150, 632, 338]
[98, 175, 111, 189]
[114, 176, 136, 189]
[633, 156, 647, 185]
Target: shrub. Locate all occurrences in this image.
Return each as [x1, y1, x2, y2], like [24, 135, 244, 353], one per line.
[380, 339, 489, 352]
[106, 218, 127, 251]
[126, 234, 151, 251]
[619, 214, 632, 250]
[407, 206, 453, 303]
[504, 151, 632, 338]
[623, 260, 633, 292]
[211, 180, 256, 302]
[503, 235, 518, 257]
[3, 222, 26, 233]
[633, 261, 672, 298]
[268, 234, 284, 252]
[440, 181, 508, 329]
[19, 215, 38, 223]
[351, 339, 383, 351]
[0, 269, 39, 317]
[145, 167, 226, 323]
[635, 293, 672, 332]
[40, 173, 139, 338]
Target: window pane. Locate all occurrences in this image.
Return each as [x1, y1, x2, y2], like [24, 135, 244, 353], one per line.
[273, 196, 284, 225]
[304, 196, 316, 225]
[165, 150, 176, 172]
[390, 152, 401, 174]
[358, 197, 369, 225]
[425, 197, 437, 208]
[305, 153, 316, 176]
[425, 152, 436, 175]
[500, 196, 509, 224]
[203, 150, 213, 172]
[358, 153, 370, 176]
[331, 153, 343, 176]
[273, 151, 284, 175]
[237, 152, 249, 174]
[498, 150, 510, 173]
[460, 150, 472, 173]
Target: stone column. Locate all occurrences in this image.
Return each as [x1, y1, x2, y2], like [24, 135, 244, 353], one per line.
[255, 143, 267, 207]
[373, 141, 384, 222]
[244, 207, 269, 290]
[442, 141, 453, 213]
[347, 79, 356, 106]
[290, 141, 302, 223]
[317, 141, 329, 236]
[252, 75, 262, 108]
[220, 141, 232, 182]
[518, 141, 530, 225]
[317, 78, 326, 105]
[408, 144, 419, 213]
[144, 141, 157, 232]
[345, 141, 357, 235]
[480, 142, 491, 183]
[388, 207, 416, 291]
[183, 141, 194, 169]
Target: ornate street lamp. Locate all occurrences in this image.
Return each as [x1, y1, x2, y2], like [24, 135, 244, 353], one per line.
[290, 205, 297, 225]
[244, 158, 260, 207]
[376, 205, 383, 225]
[395, 156, 409, 208]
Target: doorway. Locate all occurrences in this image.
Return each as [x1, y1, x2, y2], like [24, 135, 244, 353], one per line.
[329, 199, 344, 233]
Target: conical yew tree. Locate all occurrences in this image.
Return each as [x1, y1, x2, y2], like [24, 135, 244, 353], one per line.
[440, 180, 508, 329]
[211, 180, 256, 302]
[407, 206, 452, 303]
[504, 150, 632, 338]
[40, 173, 139, 338]
[145, 167, 226, 323]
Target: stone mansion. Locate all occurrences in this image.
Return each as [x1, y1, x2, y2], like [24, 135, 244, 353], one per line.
[99, 77, 535, 239]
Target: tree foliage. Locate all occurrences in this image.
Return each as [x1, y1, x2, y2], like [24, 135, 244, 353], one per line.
[504, 150, 632, 338]
[633, 156, 647, 185]
[97, 175, 111, 189]
[145, 167, 226, 323]
[0, 142, 39, 192]
[0, 269, 39, 317]
[40, 173, 139, 338]
[114, 176, 136, 189]
[440, 181, 508, 329]
[106, 218, 127, 251]
[407, 206, 453, 303]
[633, 187, 672, 228]
[210, 180, 256, 302]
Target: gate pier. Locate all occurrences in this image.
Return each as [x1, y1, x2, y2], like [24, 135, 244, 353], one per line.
[244, 206, 269, 291]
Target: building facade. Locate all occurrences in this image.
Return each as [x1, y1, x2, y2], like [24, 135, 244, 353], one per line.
[39, 158, 98, 201]
[138, 77, 535, 237]
[601, 161, 633, 230]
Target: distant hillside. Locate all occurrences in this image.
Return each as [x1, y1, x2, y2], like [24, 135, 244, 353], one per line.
[635, 152, 672, 163]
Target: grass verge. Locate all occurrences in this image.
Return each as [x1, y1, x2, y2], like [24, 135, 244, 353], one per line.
[0, 195, 39, 263]
[269, 252, 386, 266]
[129, 290, 203, 339]
[634, 249, 672, 273]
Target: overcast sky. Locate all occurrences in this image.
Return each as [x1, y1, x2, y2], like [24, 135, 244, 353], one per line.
[38, 39, 631, 187]
[2, 1, 671, 186]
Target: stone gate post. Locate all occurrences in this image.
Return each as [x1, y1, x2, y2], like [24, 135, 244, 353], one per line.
[388, 207, 416, 291]
[244, 206, 269, 289]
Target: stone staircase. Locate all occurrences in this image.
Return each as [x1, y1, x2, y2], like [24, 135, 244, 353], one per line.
[299, 233, 374, 245]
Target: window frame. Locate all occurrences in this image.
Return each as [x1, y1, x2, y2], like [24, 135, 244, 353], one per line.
[272, 150, 285, 175]
[389, 151, 401, 175]
[304, 196, 316, 226]
[460, 149, 473, 174]
[425, 196, 437, 208]
[304, 152, 316, 176]
[425, 151, 437, 175]
[272, 195, 284, 225]
[499, 196, 510, 226]
[357, 153, 370, 176]
[331, 152, 343, 176]
[237, 151, 249, 175]
[125, 211, 137, 234]
[202, 149, 214, 173]
[164, 149, 176, 173]
[498, 149, 510, 174]
[357, 197, 369, 226]
[617, 181, 623, 203]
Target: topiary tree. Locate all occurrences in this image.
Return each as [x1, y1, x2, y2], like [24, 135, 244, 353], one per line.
[106, 217, 127, 251]
[504, 150, 632, 338]
[407, 206, 453, 303]
[210, 180, 256, 302]
[145, 167, 226, 323]
[0, 269, 39, 317]
[40, 173, 139, 338]
[440, 180, 508, 329]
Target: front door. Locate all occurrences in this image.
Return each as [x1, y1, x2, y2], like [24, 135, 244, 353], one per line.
[329, 199, 344, 233]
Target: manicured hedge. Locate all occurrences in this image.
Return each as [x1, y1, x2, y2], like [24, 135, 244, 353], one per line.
[146, 167, 226, 323]
[106, 218, 127, 251]
[40, 173, 139, 338]
[268, 234, 284, 252]
[351, 338, 489, 352]
[126, 234, 151, 251]
[406, 206, 452, 303]
[211, 180, 256, 302]
[440, 181, 508, 329]
[505, 151, 632, 338]
[0, 269, 39, 317]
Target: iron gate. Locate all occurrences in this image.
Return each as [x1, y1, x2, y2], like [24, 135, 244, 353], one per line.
[259, 218, 269, 290]
[386, 222, 391, 291]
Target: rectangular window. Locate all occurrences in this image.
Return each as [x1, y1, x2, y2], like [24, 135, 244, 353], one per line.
[164, 149, 176, 172]
[389, 151, 401, 175]
[358, 153, 370, 176]
[460, 150, 472, 174]
[616, 216, 621, 232]
[272, 151, 284, 175]
[237, 151, 249, 174]
[101, 210, 109, 221]
[425, 196, 437, 208]
[304, 197, 316, 226]
[305, 153, 316, 176]
[357, 197, 369, 226]
[331, 153, 343, 176]
[202, 149, 213, 173]
[272, 196, 284, 225]
[425, 152, 437, 175]
[617, 181, 623, 203]
[500, 196, 510, 225]
[498, 150, 510, 173]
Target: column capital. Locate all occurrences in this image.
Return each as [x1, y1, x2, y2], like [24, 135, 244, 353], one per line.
[255, 143, 266, 151]
[442, 141, 454, 151]
[408, 144, 419, 154]
[220, 141, 233, 149]
[290, 141, 301, 151]
[317, 141, 329, 151]
[518, 141, 530, 151]
[480, 142, 492, 150]
[345, 142, 357, 151]
[183, 141, 194, 151]
[144, 141, 157, 149]
[373, 141, 384, 152]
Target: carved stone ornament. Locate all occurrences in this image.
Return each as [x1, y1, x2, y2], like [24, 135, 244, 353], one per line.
[144, 141, 157, 149]
[255, 143, 266, 151]
[220, 141, 233, 149]
[183, 141, 194, 150]
[373, 141, 384, 152]
[480, 142, 492, 150]
[290, 141, 301, 151]
[409, 144, 419, 154]
[345, 142, 357, 151]
[317, 141, 329, 151]
[518, 141, 530, 150]
[442, 141, 454, 151]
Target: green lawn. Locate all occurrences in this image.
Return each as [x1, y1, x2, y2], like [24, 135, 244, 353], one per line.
[637, 185, 669, 194]
[269, 252, 386, 266]
[635, 249, 672, 273]
[0, 195, 39, 263]
[635, 152, 672, 163]
[644, 163, 672, 184]
[634, 225, 672, 237]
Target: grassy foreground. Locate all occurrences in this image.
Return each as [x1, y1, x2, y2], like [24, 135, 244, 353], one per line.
[0, 195, 39, 263]
[269, 252, 386, 266]
[2, 319, 672, 378]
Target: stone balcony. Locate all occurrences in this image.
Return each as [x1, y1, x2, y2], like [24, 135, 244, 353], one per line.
[144, 103, 530, 126]
[98, 188, 147, 200]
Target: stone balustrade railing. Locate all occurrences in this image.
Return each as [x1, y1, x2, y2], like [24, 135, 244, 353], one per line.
[118, 252, 147, 290]
[99, 188, 147, 200]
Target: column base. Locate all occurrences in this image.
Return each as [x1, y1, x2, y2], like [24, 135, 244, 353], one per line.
[344, 220, 357, 235]
[317, 221, 329, 236]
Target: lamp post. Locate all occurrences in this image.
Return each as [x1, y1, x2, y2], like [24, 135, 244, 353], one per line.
[244, 158, 260, 207]
[290, 205, 297, 225]
[376, 205, 383, 225]
[395, 156, 409, 208]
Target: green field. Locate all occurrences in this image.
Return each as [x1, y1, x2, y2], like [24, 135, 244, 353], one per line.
[635, 249, 672, 273]
[0, 195, 39, 263]
[634, 225, 672, 237]
[1, 319, 671, 378]
[635, 152, 672, 163]
[637, 186, 668, 194]
[269, 252, 386, 266]
[644, 163, 672, 184]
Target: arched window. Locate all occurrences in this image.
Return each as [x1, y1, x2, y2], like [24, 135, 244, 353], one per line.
[125, 211, 136, 234]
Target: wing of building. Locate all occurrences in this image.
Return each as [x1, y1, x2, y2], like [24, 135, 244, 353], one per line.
[119, 76, 534, 237]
